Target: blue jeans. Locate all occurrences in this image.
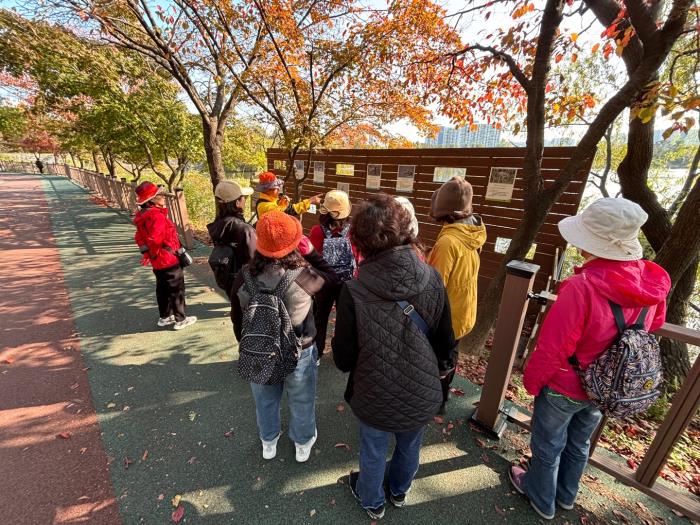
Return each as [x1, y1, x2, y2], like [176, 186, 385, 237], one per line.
[357, 421, 426, 509]
[523, 387, 602, 516]
[250, 346, 318, 444]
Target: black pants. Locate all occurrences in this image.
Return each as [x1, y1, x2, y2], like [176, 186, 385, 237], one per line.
[153, 264, 186, 321]
[313, 282, 342, 357]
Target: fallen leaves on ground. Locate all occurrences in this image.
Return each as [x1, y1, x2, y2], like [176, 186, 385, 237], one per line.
[336, 403, 345, 413]
[171, 505, 184, 523]
[433, 415, 444, 425]
[141, 450, 148, 461]
[171, 495, 181, 507]
[494, 504, 506, 516]
[123, 457, 133, 469]
[223, 431, 234, 438]
[449, 387, 465, 397]
[334, 443, 351, 451]
[57, 432, 72, 439]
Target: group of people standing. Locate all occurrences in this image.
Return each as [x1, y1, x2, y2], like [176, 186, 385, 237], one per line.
[132, 171, 670, 522]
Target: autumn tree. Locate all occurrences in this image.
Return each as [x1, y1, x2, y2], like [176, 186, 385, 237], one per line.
[42, 0, 264, 188]
[419, 0, 693, 382]
[215, 0, 456, 196]
[584, 1, 700, 383]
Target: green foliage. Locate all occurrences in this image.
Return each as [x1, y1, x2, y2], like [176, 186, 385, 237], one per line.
[0, 106, 26, 145]
[221, 118, 270, 173]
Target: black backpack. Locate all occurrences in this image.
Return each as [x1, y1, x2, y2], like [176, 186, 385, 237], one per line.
[208, 243, 238, 293]
[238, 268, 304, 385]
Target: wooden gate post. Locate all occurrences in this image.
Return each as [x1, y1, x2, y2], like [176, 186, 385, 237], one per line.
[472, 260, 540, 438]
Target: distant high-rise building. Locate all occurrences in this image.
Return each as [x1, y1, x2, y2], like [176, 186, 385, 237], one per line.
[425, 124, 501, 148]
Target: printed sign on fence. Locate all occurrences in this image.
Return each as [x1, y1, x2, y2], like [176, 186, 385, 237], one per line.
[433, 167, 467, 183]
[396, 165, 416, 193]
[485, 167, 517, 202]
[366, 164, 382, 190]
[313, 161, 325, 184]
[336, 163, 355, 176]
[294, 160, 305, 180]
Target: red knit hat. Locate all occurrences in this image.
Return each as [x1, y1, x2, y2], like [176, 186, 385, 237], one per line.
[135, 181, 161, 205]
[256, 211, 303, 258]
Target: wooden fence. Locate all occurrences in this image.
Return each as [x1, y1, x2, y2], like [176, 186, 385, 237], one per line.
[267, 147, 592, 291]
[0, 161, 194, 249]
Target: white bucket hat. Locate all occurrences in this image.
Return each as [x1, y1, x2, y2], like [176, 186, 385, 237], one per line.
[558, 197, 647, 261]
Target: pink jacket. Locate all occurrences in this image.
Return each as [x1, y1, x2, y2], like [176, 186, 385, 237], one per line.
[523, 258, 671, 400]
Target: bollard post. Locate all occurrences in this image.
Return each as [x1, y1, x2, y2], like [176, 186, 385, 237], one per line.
[472, 260, 540, 438]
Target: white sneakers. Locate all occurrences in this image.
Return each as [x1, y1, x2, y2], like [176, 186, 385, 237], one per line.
[157, 315, 176, 327]
[262, 430, 318, 462]
[295, 429, 318, 463]
[262, 434, 280, 460]
[173, 316, 197, 330]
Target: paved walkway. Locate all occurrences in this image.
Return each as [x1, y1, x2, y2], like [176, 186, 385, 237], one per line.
[1, 172, 694, 524]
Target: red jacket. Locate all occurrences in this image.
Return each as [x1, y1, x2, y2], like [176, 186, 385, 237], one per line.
[133, 206, 181, 270]
[524, 258, 670, 400]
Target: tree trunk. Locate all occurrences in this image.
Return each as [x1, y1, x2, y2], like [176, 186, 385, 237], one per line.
[460, 202, 553, 356]
[91, 150, 101, 173]
[617, 113, 672, 250]
[659, 258, 697, 389]
[201, 117, 226, 190]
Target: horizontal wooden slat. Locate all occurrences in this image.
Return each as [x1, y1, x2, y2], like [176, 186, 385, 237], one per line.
[279, 146, 590, 285]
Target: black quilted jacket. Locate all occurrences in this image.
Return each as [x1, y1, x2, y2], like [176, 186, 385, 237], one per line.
[332, 245, 456, 432]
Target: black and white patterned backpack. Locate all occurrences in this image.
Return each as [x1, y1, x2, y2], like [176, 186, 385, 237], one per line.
[322, 224, 355, 281]
[238, 268, 304, 385]
[569, 300, 662, 418]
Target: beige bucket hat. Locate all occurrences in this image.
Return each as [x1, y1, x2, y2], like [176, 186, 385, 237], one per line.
[558, 197, 647, 261]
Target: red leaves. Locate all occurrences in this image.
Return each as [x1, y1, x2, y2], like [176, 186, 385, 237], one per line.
[141, 450, 149, 462]
[433, 415, 444, 424]
[626, 458, 637, 470]
[449, 387, 465, 397]
[56, 432, 72, 439]
[336, 403, 345, 413]
[223, 431, 234, 438]
[123, 456, 133, 469]
[334, 443, 351, 451]
[171, 505, 185, 523]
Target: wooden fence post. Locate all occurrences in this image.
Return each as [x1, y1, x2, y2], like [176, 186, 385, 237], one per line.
[175, 188, 194, 249]
[471, 260, 540, 437]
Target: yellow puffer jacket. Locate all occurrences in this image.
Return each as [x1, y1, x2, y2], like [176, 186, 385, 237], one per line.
[257, 192, 311, 217]
[427, 218, 487, 339]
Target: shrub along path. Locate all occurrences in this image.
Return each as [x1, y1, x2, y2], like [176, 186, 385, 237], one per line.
[0, 171, 693, 524]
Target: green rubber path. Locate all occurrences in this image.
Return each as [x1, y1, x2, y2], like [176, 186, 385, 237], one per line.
[37, 174, 692, 524]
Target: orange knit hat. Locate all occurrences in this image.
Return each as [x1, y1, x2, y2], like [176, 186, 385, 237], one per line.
[256, 211, 303, 258]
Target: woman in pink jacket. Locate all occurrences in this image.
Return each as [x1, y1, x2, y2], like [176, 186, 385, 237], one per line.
[509, 198, 670, 520]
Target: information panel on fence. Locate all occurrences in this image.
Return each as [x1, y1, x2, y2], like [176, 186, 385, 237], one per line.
[266, 147, 591, 291]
